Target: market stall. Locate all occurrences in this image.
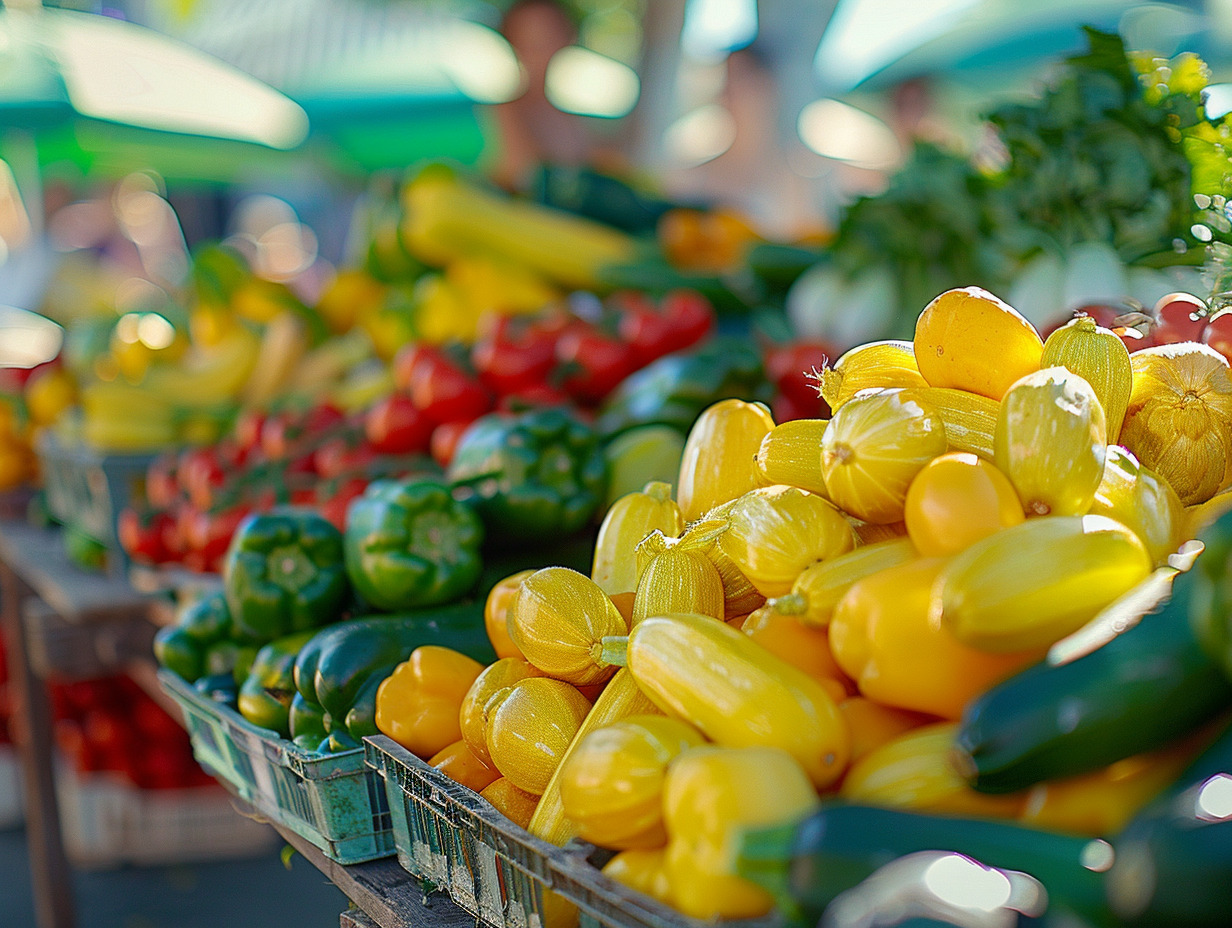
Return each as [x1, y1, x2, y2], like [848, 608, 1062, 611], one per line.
[4, 4, 1232, 928]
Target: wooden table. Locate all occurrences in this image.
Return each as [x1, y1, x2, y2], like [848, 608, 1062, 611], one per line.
[0, 520, 157, 928]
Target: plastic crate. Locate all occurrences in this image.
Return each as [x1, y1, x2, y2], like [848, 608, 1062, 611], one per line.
[36, 430, 156, 575]
[55, 766, 278, 869]
[158, 669, 395, 864]
[0, 745, 23, 830]
[365, 735, 752, 928]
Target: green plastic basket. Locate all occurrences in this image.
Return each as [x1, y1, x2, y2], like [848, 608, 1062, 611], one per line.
[159, 670, 394, 864]
[364, 735, 757, 928]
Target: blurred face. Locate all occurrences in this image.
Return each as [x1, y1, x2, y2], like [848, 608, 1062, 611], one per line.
[504, 3, 575, 78]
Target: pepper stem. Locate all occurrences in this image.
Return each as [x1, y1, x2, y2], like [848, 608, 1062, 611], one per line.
[594, 635, 629, 667]
[769, 593, 807, 616]
[642, 481, 674, 502]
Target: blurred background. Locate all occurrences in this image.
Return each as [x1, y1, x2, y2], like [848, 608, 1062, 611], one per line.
[3, 0, 1232, 926]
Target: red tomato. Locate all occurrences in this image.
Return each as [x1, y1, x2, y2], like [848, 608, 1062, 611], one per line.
[146, 454, 180, 509]
[764, 340, 836, 408]
[555, 325, 635, 404]
[118, 508, 172, 565]
[410, 354, 492, 426]
[234, 409, 267, 455]
[317, 476, 369, 532]
[658, 289, 717, 348]
[1153, 292, 1208, 345]
[391, 344, 439, 393]
[1202, 310, 1232, 362]
[178, 447, 229, 510]
[365, 394, 434, 454]
[260, 403, 345, 459]
[771, 390, 824, 423]
[471, 315, 559, 396]
[314, 435, 378, 481]
[429, 419, 477, 469]
[184, 504, 251, 568]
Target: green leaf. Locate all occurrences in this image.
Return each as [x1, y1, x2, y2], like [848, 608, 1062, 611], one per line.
[280, 844, 298, 870]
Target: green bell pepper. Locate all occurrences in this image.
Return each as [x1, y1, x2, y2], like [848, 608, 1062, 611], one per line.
[289, 692, 330, 750]
[237, 630, 318, 737]
[222, 508, 350, 643]
[344, 479, 484, 612]
[447, 407, 608, 540]
[153, 590, 244, 684]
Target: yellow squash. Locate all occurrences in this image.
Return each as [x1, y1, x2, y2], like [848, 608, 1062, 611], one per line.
[772, 536, 918, 627]
[913, 287, 1044, 400]
[754, 418, 829, 497]
[994, 366, 1107, 517]
[904, 451, 1024, 556]
[601, 850, 675, 908]
[484, 570, 533, 660]
[480, 778, 540, 830]
[829, 559, 1033, 720]
[715, 485, 855, 598]
[820, 389, 949, 524]
[741, 604, 853, 691]
[591, 481, 684, 596]
[663, 746, 821, 919]
[902, 386, 1001, 460]
[508, 567, 628, 685]
[632, 537, 726, 623]
[936, 514, 1153, 653]
[676, 399, 775, 522]
[486, 677, 592, 795]
[817, 340, 927, 411]
[428, 740, 500, 793]
[1091, 445, 1186, 566]
[1040, 315, 1133, 443]
[838, 697, 931, 766]
[459, 658, 544, 765]
[841, 722, 1026, 819]
[676, 517, 767, 617]
[600, 613, 850, 788]
[1120, 342, 1232, 505]
[558, 715, 705, 849]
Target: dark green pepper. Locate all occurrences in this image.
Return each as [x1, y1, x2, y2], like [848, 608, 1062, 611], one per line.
[237, 630, 317, 737]
[222, 508, 349, 643]
[344, 479, 484, 612]
[194, 671, 239, 710]
[153, 590, 237, 683]
[153, 626, 205, 683]
[289, 692, 330, 749]
[447, 407, 607, 540]
[1188, 509, 1232, 681]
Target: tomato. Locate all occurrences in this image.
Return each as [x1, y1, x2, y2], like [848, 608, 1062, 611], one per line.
[471, 315, 559, 396]
[1202, 309, 1232, 362]
[177, 447, 229, 509]
[555, 325, 635, 404]
[364, 393, 434, 454]
[1153, 292, 1208, 345]
[496, 383, 572, 413]
[260, 402, 345, 459]
[317, 476, 369, 532]
[234, 409, 267, 455]
[410, 354, 492, 426]
[183, 504, 251, 570]
[764, 339, 836, 408]
[391, 344, 439, 393]
[429, 419, 477, 469]
[146, 454, 180, 509]
[771, 390, 823, 423]
[659, 289, 717, 347]
[118, 508, 172, 565]
[314, 435, 378, 481]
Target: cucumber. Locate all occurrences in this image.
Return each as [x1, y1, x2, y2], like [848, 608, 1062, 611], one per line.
[954, 562, 1232, 793]
[1106, 720, 1232, 926]
[735, 803, 1114, 926]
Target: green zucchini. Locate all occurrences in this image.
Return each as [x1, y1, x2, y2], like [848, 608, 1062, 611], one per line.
[341, 662, 397, 740]
[292, 600, 495, 721]
[237, 631, 317, 737]
[735, 803, 1115, 926]
[1106, 719, 1232, 925]
[954, 560, 1232, 794]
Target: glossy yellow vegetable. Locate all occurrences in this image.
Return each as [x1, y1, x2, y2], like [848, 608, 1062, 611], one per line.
[1021, 743, 1196, 837]
[559, 715, 705, 849]
[484, 570, 532, 660]
[841, 722, 1026, 818]
[600, 613, 849, 788]
[846, 517, 908, 545]
[1091, 445, 1186, 566]
[904, 452, 1024, 556]
[1040, 315, 1133, 443]
[428, 739, 500, 792]
[829, 559, 1033, 720]
[632, 537, 725, 624]
[677, 399, 775, 522]
[772, 537, 917, 628]
[601, 850, 674, 907]
[1184, 487, 1232, 540]
[459, 658, 544, 765]
[903, 386, 1001, 459]
[675, 518, 766, 617]
[664, 746, 821, 919]
[591, 481, 684, 596]
[1121, 342, 1232, 505]
[375, 646, 485, 759]
[716, 485, 855, 598]
[486, 677, 592, 795]
[914, 287, 1044, 400]
[741, 604, 852, 691]
[528, 670, 661, 846]
[754, 418, 829, 496]
[936, 514, 1153, 653]
[480, 778, 541, 830]
[818, 340, 926, 411]
[838, 697, 931, 766]
[994, 367, 1107, 517]
[821, 390, 948, 524]
[508, 567, 628, 685]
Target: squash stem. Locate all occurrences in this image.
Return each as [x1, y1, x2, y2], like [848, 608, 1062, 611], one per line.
[594, 635, 629, 668]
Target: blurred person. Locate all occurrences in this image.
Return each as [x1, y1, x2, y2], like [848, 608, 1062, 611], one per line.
[664, 45, 824, 242]
[488, 0, 604, 191]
